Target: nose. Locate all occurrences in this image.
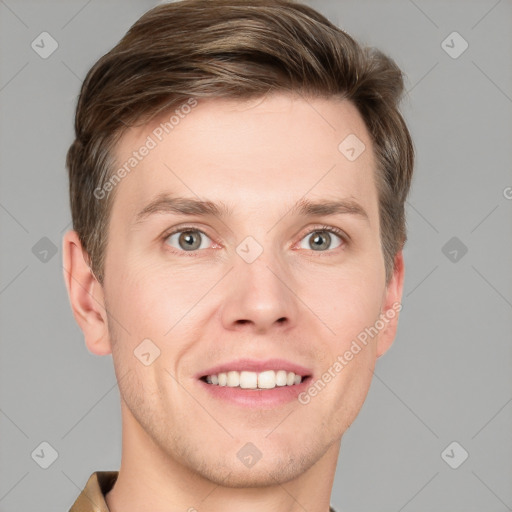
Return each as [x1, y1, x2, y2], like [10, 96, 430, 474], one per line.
[220, 249, 300, 334]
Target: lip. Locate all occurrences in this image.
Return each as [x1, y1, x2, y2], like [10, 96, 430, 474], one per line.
[197, 374, 312, 408]
[195, 358, 312, 379]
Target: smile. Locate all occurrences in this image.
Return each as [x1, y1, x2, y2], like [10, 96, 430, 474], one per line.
[201, 370, 304, 389]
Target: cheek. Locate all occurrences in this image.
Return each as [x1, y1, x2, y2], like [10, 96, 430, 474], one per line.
[298, 265, 384, 340]
[109, 259, 214, 352]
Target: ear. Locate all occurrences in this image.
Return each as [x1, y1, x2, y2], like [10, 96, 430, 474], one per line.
[62, 230, 112, 356]
[376, 250, 405, 358]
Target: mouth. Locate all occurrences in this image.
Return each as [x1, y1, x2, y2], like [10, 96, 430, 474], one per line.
[196, 358, 312, 407]
[199, 370, 311, 390]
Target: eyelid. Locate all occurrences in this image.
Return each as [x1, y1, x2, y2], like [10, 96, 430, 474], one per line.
[298, 224, 349, 244]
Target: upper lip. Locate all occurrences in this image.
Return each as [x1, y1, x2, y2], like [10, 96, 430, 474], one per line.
[197, 358, 312, 379]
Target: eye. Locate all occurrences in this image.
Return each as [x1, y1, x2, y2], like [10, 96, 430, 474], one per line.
[298, 226, 345, 252]
[164, 228, 213, 252]
[162, 224, 347, 256]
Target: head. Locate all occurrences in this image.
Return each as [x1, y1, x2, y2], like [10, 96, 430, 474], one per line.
[63, 0, 413, 488]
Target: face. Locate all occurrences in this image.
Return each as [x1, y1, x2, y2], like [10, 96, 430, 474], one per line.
[66, 93, 404, 487]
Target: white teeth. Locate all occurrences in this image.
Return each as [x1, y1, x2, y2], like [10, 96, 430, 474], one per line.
[257, 370, 275, 389]
[203, 370, 304, 389]
[275, 370, 288, 386]
[240, 371, 258, 389]
[227, 371, 240, 387]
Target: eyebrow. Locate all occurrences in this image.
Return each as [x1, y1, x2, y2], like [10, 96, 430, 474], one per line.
[133, 193, 369, 225]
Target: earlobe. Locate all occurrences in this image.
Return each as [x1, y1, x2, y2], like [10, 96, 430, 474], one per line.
[62, 230, 112, 356]
[376, 250, 405, 358]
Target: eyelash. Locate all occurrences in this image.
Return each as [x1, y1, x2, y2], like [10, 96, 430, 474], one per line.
[161, 224, 348, 257]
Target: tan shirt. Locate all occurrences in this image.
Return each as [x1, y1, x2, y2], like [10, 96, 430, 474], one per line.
[69, 471, 338, 512]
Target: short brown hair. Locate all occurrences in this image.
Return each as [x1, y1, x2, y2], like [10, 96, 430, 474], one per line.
[66, 0, 414, 286]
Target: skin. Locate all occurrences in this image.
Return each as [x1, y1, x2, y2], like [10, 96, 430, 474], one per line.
[63, 93, 404, 512]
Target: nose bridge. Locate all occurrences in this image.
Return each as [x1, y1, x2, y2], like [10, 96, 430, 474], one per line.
[220, 236, 299, 332]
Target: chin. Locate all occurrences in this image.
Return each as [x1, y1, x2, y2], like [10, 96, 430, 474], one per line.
[198, 457, 314, 488]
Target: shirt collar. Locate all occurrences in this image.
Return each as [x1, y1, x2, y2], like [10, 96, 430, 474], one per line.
[69, 471, 118, 512]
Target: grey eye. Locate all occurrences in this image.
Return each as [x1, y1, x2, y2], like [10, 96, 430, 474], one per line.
[299, 230, 343, 251]
[166, 230, 212, 251]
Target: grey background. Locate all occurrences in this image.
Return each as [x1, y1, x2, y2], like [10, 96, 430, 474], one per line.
[0, 0, 511, 511]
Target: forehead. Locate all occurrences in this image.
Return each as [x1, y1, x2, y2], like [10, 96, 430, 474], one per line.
[110, 93, 378, 224]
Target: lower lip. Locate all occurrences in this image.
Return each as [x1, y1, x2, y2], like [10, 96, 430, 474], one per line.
[197, 377, 312, 408]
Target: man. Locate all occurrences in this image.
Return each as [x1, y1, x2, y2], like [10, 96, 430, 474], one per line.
[63, 0, 414, 510]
